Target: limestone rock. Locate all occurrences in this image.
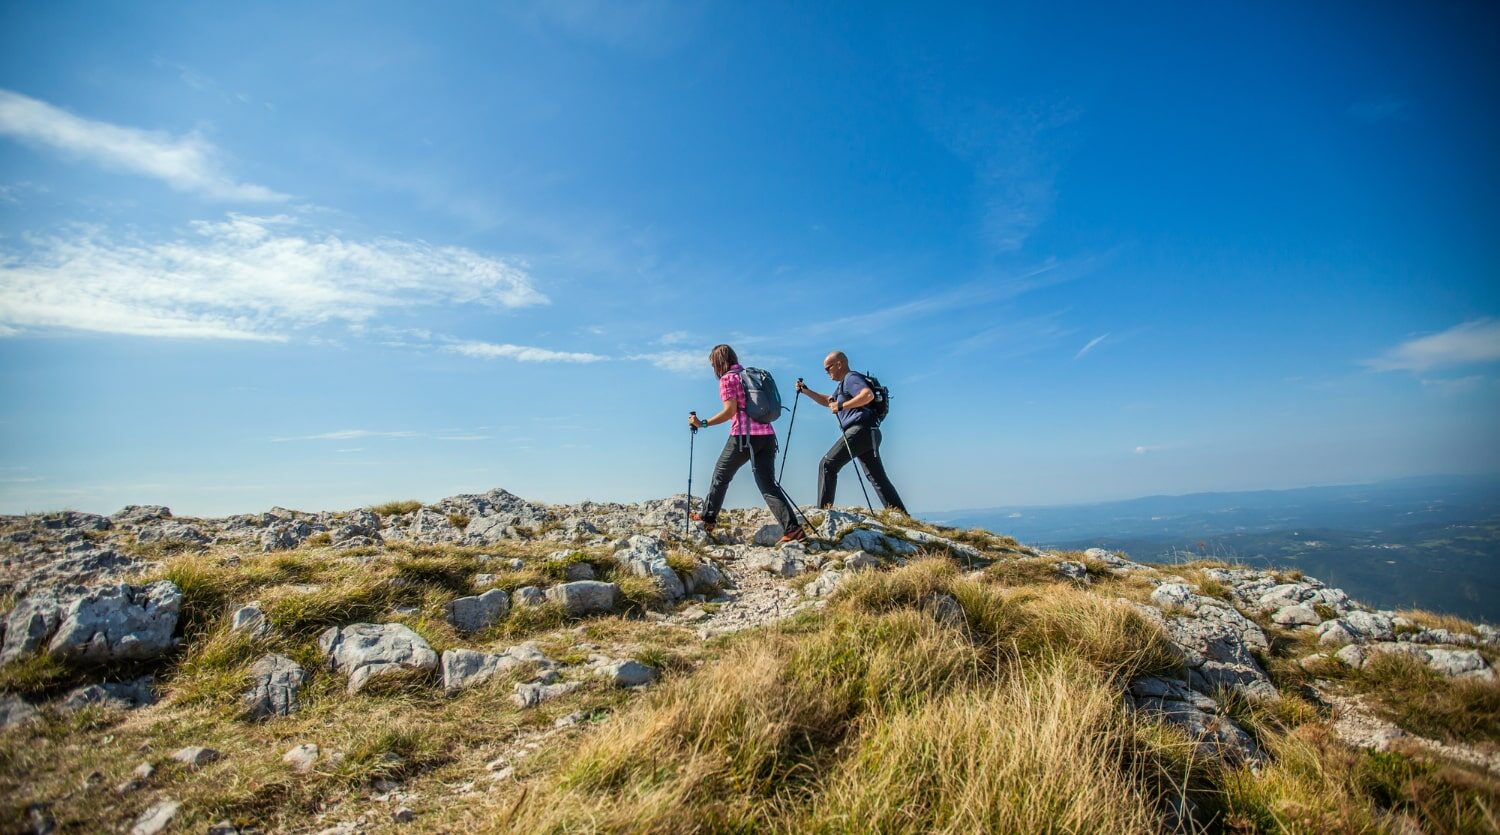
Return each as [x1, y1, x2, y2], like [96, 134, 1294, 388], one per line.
[130, 800, 180, 835]
[245, 654, 307, 718]
[753, 524, 784, 546]
[613, 535, 686, 602]
[683, 559, 728, 595]
[513, 680, 580, 708]
[806, 568, 845, 598]
[135, 521, 209, 548]
[445, 589, 511, 634]
[0, 692, 38, 727]
[441, 643, 556, 692]
[1, 581, 182, 665]
[1056, 561, 1089, 582]
[171, 746, 221, 768]
[1271, 604, 1321, 626]
[61, 676, 155, 711]
[1138, 588, 1275, 699]
[595, 659, 657, 687]
[113, 505, 171, 525]
[838, 528, 918, 557]
[512, 586, 546, 608]
[817, 510, 868, 539]
[898, 528, 982, 561]
[1317, 611, 1396, 646]
[545, 581, 621, 617]
[1336, 642, 1494, 680]
[283, 743, 320, 772]
[230, 602, 271, 637]
[319, 623, 438, 693]
[1128, 676, 1262, 765]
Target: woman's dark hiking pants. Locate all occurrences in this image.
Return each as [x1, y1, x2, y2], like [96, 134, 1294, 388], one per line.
[701, 434, 800, 532]
[817, 424, 907, 513]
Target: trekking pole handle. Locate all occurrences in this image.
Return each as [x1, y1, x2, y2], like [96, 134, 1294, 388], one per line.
[689, 411, 699, 432]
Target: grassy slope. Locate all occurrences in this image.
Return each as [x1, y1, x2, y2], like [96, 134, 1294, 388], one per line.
[2, 520, 1498, 833]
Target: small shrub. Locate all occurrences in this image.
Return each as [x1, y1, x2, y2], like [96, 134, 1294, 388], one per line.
[665, 551, 698, 575]
[302, 531, 332, 547]
[371, 500, 422, 517]
[1312, 603, 1337, 621]
[447, 513, 470, 530]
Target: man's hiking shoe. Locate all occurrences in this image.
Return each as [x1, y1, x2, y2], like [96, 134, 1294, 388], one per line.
[777, 527, 807, 544]
[690, 513, 716, 533]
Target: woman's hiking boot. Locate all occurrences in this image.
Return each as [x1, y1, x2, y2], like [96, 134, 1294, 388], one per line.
[690, 512, 716, 533]
[776, 526, 806, 544]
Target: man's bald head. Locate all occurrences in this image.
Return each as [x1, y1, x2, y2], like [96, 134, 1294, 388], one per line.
[823, 351, 849, 380]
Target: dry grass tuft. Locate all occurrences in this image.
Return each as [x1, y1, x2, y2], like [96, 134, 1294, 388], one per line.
[371, 500, 423, 517]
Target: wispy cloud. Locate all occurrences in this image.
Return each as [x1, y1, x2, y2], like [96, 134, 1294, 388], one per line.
[0, 214, 546, 340]
[657, 330, 692, 346]
[788, 257, 1088, 344]
[1363, 318, 1500, 372]
[434, 433, 491, 441]
[920, 98, 1078, 253]
[629, 350, 704, 374]
[446, 340, 607, 363]
[0, 89, 285, 201]
[1074, 332, 1109, 359]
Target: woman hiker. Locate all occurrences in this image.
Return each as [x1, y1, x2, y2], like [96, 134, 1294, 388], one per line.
[688, 344, 806, 543]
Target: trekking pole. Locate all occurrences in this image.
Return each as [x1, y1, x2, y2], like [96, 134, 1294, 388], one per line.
[771, 382, 816, 534]
[778, 380, 802, 483]
[833, 401, 876, 514]
[686, 412, 698, 539]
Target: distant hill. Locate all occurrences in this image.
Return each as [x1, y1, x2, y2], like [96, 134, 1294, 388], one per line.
[926, 475, 1500, 623]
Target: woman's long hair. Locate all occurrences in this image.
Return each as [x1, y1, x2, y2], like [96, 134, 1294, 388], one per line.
[709, 344, 739, 378]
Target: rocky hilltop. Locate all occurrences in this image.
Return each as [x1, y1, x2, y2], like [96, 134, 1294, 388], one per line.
[2, 489, 1497, 833]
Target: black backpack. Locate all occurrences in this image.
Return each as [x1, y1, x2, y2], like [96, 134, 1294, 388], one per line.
[852, 371, 891, 425]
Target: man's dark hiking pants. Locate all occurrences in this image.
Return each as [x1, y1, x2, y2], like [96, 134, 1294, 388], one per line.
[701, 434, 800, 531]
[817, 424, 907, 513]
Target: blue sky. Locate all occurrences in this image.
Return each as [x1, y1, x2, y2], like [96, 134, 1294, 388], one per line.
[1, 1, 1497, 517]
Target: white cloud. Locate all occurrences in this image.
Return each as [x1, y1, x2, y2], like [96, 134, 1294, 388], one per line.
[1363, 319, 1500, 372]
[0, 214, 547, 340]
[657, 330, 691, 345]
[446, 340, 607, 363]
[0, 89, 286, 201]
[629, 350, 704, 374]
[1074, 332, 1109, 359]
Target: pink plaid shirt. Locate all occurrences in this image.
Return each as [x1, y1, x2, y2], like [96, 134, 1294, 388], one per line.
[719, 364, 776, 436]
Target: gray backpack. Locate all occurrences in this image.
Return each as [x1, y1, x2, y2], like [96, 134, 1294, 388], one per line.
[738, 367, 783, 423]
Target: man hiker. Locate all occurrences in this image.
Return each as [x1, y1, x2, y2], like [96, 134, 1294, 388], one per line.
[795, 351, 908, 514]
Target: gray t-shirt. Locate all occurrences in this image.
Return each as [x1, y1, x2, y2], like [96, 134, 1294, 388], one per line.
[835, 371, 874, 429]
